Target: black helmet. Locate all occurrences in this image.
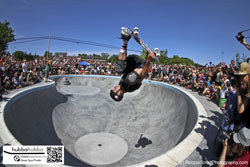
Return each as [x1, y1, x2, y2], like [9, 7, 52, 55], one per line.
[110, 90, 123, 102]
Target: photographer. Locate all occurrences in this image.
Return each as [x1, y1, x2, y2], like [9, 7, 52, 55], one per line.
[235, 62, 250, 128]
[218, 127, 250, 167]
[219, 74, 230, 110]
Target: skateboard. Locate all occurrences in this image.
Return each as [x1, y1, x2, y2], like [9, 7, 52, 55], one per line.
[121, 27, 159, 60]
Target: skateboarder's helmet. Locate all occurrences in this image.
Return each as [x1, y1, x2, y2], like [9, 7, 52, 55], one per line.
[110, 89, 123, 102]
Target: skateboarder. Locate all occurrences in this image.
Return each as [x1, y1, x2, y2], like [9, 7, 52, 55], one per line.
[110, 29, 156, 101]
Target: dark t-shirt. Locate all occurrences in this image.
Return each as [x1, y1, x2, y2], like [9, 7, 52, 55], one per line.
[119, 55, 145, 92]
[229, 66, 236, 79]
[239, 100, 250, 128]
[123, 54, 145, 73]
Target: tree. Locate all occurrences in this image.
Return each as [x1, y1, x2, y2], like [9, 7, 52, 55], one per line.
[43, 51, 53, 58]
[160, 49, 168, 57]
[0, 20, 15, 56]
[13, 51, 39, 61]
[92, 54, 101, 58]
[101, 53, 110, 61]
[235, 52, 241, 67]
[78, 53, 88, 58]
[241, 53, 247, 62]
[13, 51, 25, 60]
[140, 49, 147, 60]
[108, 54, 118, 63]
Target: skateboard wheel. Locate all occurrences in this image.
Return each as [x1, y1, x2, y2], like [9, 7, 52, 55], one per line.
[154, 48, 159, 53]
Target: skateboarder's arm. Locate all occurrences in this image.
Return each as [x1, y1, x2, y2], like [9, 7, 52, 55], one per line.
[138, 52, 155, 83]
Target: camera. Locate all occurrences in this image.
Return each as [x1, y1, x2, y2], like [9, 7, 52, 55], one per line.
[235, 32, 245, 43]
[226, 80, 231, 87]
[230, 75, 240, 87]
[220, 131, 231, 140]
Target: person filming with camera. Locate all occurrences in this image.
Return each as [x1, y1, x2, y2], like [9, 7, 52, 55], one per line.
[218, 127, 250, 167]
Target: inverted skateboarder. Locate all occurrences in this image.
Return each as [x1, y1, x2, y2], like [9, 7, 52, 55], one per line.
[110, 28, 156, 101]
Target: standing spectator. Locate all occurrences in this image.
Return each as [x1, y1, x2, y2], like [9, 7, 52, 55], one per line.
[45, 60, 50, 82]
[192, 66, 197, 84]
[22, 60, 28, 73]
[219, 74, 229, 109]
[235, 62, 250, 128]
[226, 82, 239, 125]
[148, 66, 152, 80]
[229, 60, 238, 80]
[12, 72, 21, 89]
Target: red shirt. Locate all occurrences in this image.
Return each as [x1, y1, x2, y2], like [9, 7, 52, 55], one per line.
[148, 66, 152, 73]
[224, 150, 250, 167]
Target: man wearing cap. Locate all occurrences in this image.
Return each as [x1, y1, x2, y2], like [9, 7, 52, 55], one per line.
[218, 127, 250, 167]
[110, 28, 156, 102]
[234, 62, 250, 128]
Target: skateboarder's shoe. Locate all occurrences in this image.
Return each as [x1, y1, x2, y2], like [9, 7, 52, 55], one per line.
[120, 27, 131, 41]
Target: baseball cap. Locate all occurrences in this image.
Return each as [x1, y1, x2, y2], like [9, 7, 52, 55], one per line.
[233, 127, 250, 146]
[234, 62, 250, 75]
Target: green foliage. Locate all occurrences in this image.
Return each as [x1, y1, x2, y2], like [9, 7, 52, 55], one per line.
[160, 49, 168, 57]
[78, 53, 88, 58]
[0, 20, 15, 56]
[241, 53, 248, 62]
[92, 53, 101, 58]
[234, 52, 241, 67]
[101, 53, 110, 61]
[158, 49, 168, 64]
[13, 51, 39, 61]
[140, 48, 196, 65]
[234, 52, 249, 67]
[140, 49, 147, 60]
[168, 55, 194, 65]
[43, 51, 53, 58]
[108, 54, 118, 63]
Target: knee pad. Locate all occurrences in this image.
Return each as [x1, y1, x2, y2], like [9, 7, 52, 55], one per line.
[125, 71, 140, 85]
[115, 60, 126, 74]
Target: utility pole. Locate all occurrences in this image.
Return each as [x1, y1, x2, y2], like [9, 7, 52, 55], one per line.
[47, 35, 51, 60]
[222, 51, 224, 65]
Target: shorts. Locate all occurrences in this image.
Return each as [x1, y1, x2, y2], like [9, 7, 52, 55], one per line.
[219, 98, 227, 107]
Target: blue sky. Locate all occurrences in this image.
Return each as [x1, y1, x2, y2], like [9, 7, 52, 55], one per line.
[1, 0, 250, 65]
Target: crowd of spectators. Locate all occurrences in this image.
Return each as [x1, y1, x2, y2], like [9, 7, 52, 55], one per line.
[0, 54, 45, 94]
[148, 60, 239, 110]
[0, 54, 248, 112]
[0, 54, 119, 97]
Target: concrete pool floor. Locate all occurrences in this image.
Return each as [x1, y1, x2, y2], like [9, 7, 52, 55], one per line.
[0, 76, 221, 167]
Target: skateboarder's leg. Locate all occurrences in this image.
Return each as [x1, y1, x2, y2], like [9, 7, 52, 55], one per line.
[115, 29, 131, 73]
[117, 40, 128, 61]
